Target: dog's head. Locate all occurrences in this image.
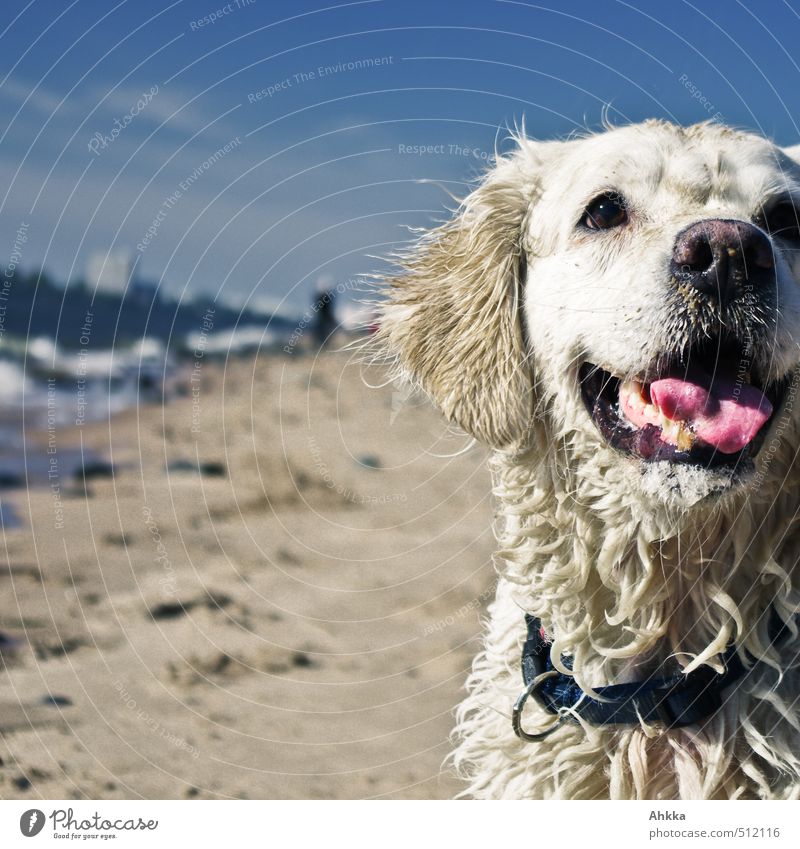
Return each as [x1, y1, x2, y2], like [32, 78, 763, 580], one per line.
[379, 121, 800, 511]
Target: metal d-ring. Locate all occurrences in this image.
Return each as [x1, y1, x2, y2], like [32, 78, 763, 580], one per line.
[512, 670, 565, 742]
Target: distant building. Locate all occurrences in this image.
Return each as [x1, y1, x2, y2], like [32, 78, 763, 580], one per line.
[86, 250, 135, 295]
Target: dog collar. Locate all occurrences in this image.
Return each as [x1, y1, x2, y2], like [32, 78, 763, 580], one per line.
[512, 612, 790, 741]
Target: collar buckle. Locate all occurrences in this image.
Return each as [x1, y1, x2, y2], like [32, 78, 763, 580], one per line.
[512, 671, 564, 742]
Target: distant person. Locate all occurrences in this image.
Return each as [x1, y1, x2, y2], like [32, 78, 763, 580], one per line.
[312, 276, 337, 346]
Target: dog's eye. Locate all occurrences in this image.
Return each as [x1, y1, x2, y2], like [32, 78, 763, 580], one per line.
[581, 193, 628, 230]
[758, 200, 800, 244]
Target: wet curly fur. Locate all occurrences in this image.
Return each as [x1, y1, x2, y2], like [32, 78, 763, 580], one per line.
[375, 120, 800, 799]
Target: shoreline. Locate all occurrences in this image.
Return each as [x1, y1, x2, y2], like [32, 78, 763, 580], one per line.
[0, 350, 495, 799]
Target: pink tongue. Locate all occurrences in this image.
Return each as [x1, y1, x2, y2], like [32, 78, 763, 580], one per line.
[650, 372, 772, 454]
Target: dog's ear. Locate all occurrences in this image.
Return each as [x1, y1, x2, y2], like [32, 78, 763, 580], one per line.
[377, 145, 550, 448]
[782, 144, 800, 163]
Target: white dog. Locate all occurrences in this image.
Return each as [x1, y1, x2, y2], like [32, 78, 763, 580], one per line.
[376, 120, 800, 799]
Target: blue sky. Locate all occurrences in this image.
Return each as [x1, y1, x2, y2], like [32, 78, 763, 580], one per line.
[3, 0, 800, 314]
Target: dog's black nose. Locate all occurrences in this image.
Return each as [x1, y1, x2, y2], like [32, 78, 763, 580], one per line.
[671, 219, 774, 304]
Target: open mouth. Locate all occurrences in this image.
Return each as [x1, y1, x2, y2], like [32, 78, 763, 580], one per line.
[579, 337, 789, 468]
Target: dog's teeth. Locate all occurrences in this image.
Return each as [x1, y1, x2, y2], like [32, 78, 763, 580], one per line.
[620, 380, 695, 451]
[660, 414, 678, 438]
[658, 413, 695, 451]
[676, 422, 695, 451]
[620, 380, 645, 412]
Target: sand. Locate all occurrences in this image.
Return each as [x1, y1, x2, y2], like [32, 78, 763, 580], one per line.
[0, 349, 496, 799]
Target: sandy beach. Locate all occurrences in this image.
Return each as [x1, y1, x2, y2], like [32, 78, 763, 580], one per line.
[0, 349, 495, 800]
